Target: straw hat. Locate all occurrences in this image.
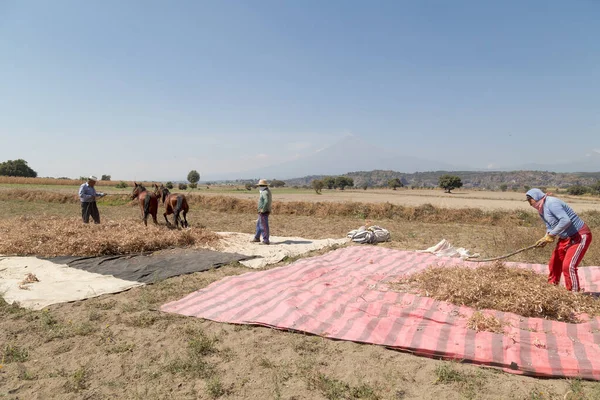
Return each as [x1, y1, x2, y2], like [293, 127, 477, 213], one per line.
[257, 179, 269, 186]
[88, 175, 98, 182]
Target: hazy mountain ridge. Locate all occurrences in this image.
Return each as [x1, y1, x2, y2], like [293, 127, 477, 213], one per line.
[284, 170, 600, 190]
[213, 135, 600, 181]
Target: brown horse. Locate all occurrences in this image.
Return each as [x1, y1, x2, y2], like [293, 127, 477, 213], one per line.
[131, 182, 159, 226]
[153, 184, 189, 228]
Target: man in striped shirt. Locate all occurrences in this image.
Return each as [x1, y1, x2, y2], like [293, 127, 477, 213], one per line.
[79, 176, 105, 224]
[526, 188, 592, 291]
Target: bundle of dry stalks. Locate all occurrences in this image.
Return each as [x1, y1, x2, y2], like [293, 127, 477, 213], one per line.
[467, 311, 507, 333]
[0, 189, 80, 203]
[188, 195, 541, 226]
[0, 176, 125, 186]
[0, 216, 219, 257]
[394, 262, 600, 323]
[2, 189, 599, 228]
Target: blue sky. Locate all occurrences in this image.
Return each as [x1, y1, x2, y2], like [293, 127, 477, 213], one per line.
[0, 1, 598, 181]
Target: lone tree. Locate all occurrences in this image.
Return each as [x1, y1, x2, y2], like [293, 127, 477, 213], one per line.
[0, 159, 37, 177]
[593, 181, 600, 196]
[187, 170, 200, 189]
[101, 174, 111, 181]
[334, 176, 354, 190]
[270, 179, 286, 188]
[312, 179, 324, 194]
[387, 178, 403, 190]
[438, 174, 463, 193]
[567, 185, 589, 196]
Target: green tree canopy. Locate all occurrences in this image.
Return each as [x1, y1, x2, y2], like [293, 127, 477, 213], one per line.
[187, 170, 200, 184]
[387, 178, 403, 190]
[592, 181, 600, 196]
[438, 174, 463, 193]
[0, 159, 37, 178]
[334, 176, 354, 190]
[567, 185, 589, 196]
[101, 174, 111, 181]
[312, 179, 324, 194]
[322, 176, 336, 190]
[270, 179, 286, 188]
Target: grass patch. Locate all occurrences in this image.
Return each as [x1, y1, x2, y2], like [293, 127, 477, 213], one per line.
[19, 369, 37, 380]
[166, 357, 215, 378]
[188, 331, 219, 357]
[64, 366, 89, 393]
[73, 322, 97, 336]
[106, 342, 135, 354]
[434, 363, 467, 384]
[166, 329, 219, 378]
[205, 377, 228, 398]
[307, 373, 379, 400]
[0, 298, 28, 319]
[126, 312, 158, 328]
[294, 337, 324, 354]
[88, 310, 102, 321]
[88, 299, 117, 310]
[2, 344, 29, 363]
[434, 363, 486, 400]
[394, 262, 600, 322]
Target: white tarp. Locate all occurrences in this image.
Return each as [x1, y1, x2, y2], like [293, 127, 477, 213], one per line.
[0, 256, 143, 310]
[214, 232, 349, 269]
[417, 239, 480, 259]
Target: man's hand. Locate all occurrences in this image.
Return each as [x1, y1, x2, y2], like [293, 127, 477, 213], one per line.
[535, 234, 555, 248]
[97, 193, 105, 198]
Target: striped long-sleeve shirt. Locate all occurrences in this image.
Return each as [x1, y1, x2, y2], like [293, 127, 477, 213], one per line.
[79, 182, 98, 203]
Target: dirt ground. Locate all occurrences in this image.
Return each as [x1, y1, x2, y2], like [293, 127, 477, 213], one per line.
[1, 188, 600, 399]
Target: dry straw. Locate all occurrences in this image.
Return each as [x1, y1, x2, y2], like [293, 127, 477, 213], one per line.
[0, 216, 219, 257]
[393, 261, 600, 323]
[0, 176, 127, 186]
[2, 189, 600, 228]
[467, 311, 507, 333]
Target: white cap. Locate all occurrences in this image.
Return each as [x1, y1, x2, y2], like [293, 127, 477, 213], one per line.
[88, 175, 98, 181]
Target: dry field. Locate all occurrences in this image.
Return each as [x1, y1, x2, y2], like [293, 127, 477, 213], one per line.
[200, 188, 600, 213]
[1, 184, 600, 399]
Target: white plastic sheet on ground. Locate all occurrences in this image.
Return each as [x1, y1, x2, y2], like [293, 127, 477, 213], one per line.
[215, 232, 349, 269]
[0, 256, 143, 310]
[417, 239, 480, 259]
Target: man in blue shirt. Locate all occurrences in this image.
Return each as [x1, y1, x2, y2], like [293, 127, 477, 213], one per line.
[527, 188, 592, 291]
[79, 176, 105, 224]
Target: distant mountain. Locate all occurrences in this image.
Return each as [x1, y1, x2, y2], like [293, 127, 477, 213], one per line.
[215, 135, 471, 180]
[499, 152, 600, 173]
[285, 170, 600, 190]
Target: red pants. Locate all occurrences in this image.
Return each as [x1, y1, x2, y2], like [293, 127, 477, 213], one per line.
[548, 225, 592, 291]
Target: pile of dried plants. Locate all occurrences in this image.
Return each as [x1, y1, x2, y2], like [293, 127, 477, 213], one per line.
[393, 262, 600, 323]
[0, 216, 219, 257]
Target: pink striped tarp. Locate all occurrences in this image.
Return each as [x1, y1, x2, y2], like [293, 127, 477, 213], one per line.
[161, 246, 600, 380]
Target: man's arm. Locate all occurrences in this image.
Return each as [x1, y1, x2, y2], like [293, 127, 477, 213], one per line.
[258, 191, 266, 212]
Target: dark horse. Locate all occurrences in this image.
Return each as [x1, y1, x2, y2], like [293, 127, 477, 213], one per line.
[153, 183, 189, 228]
[131, 182, 159, 226]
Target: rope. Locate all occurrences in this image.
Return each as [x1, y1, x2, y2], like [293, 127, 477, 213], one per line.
[466, 243, 539, 263]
